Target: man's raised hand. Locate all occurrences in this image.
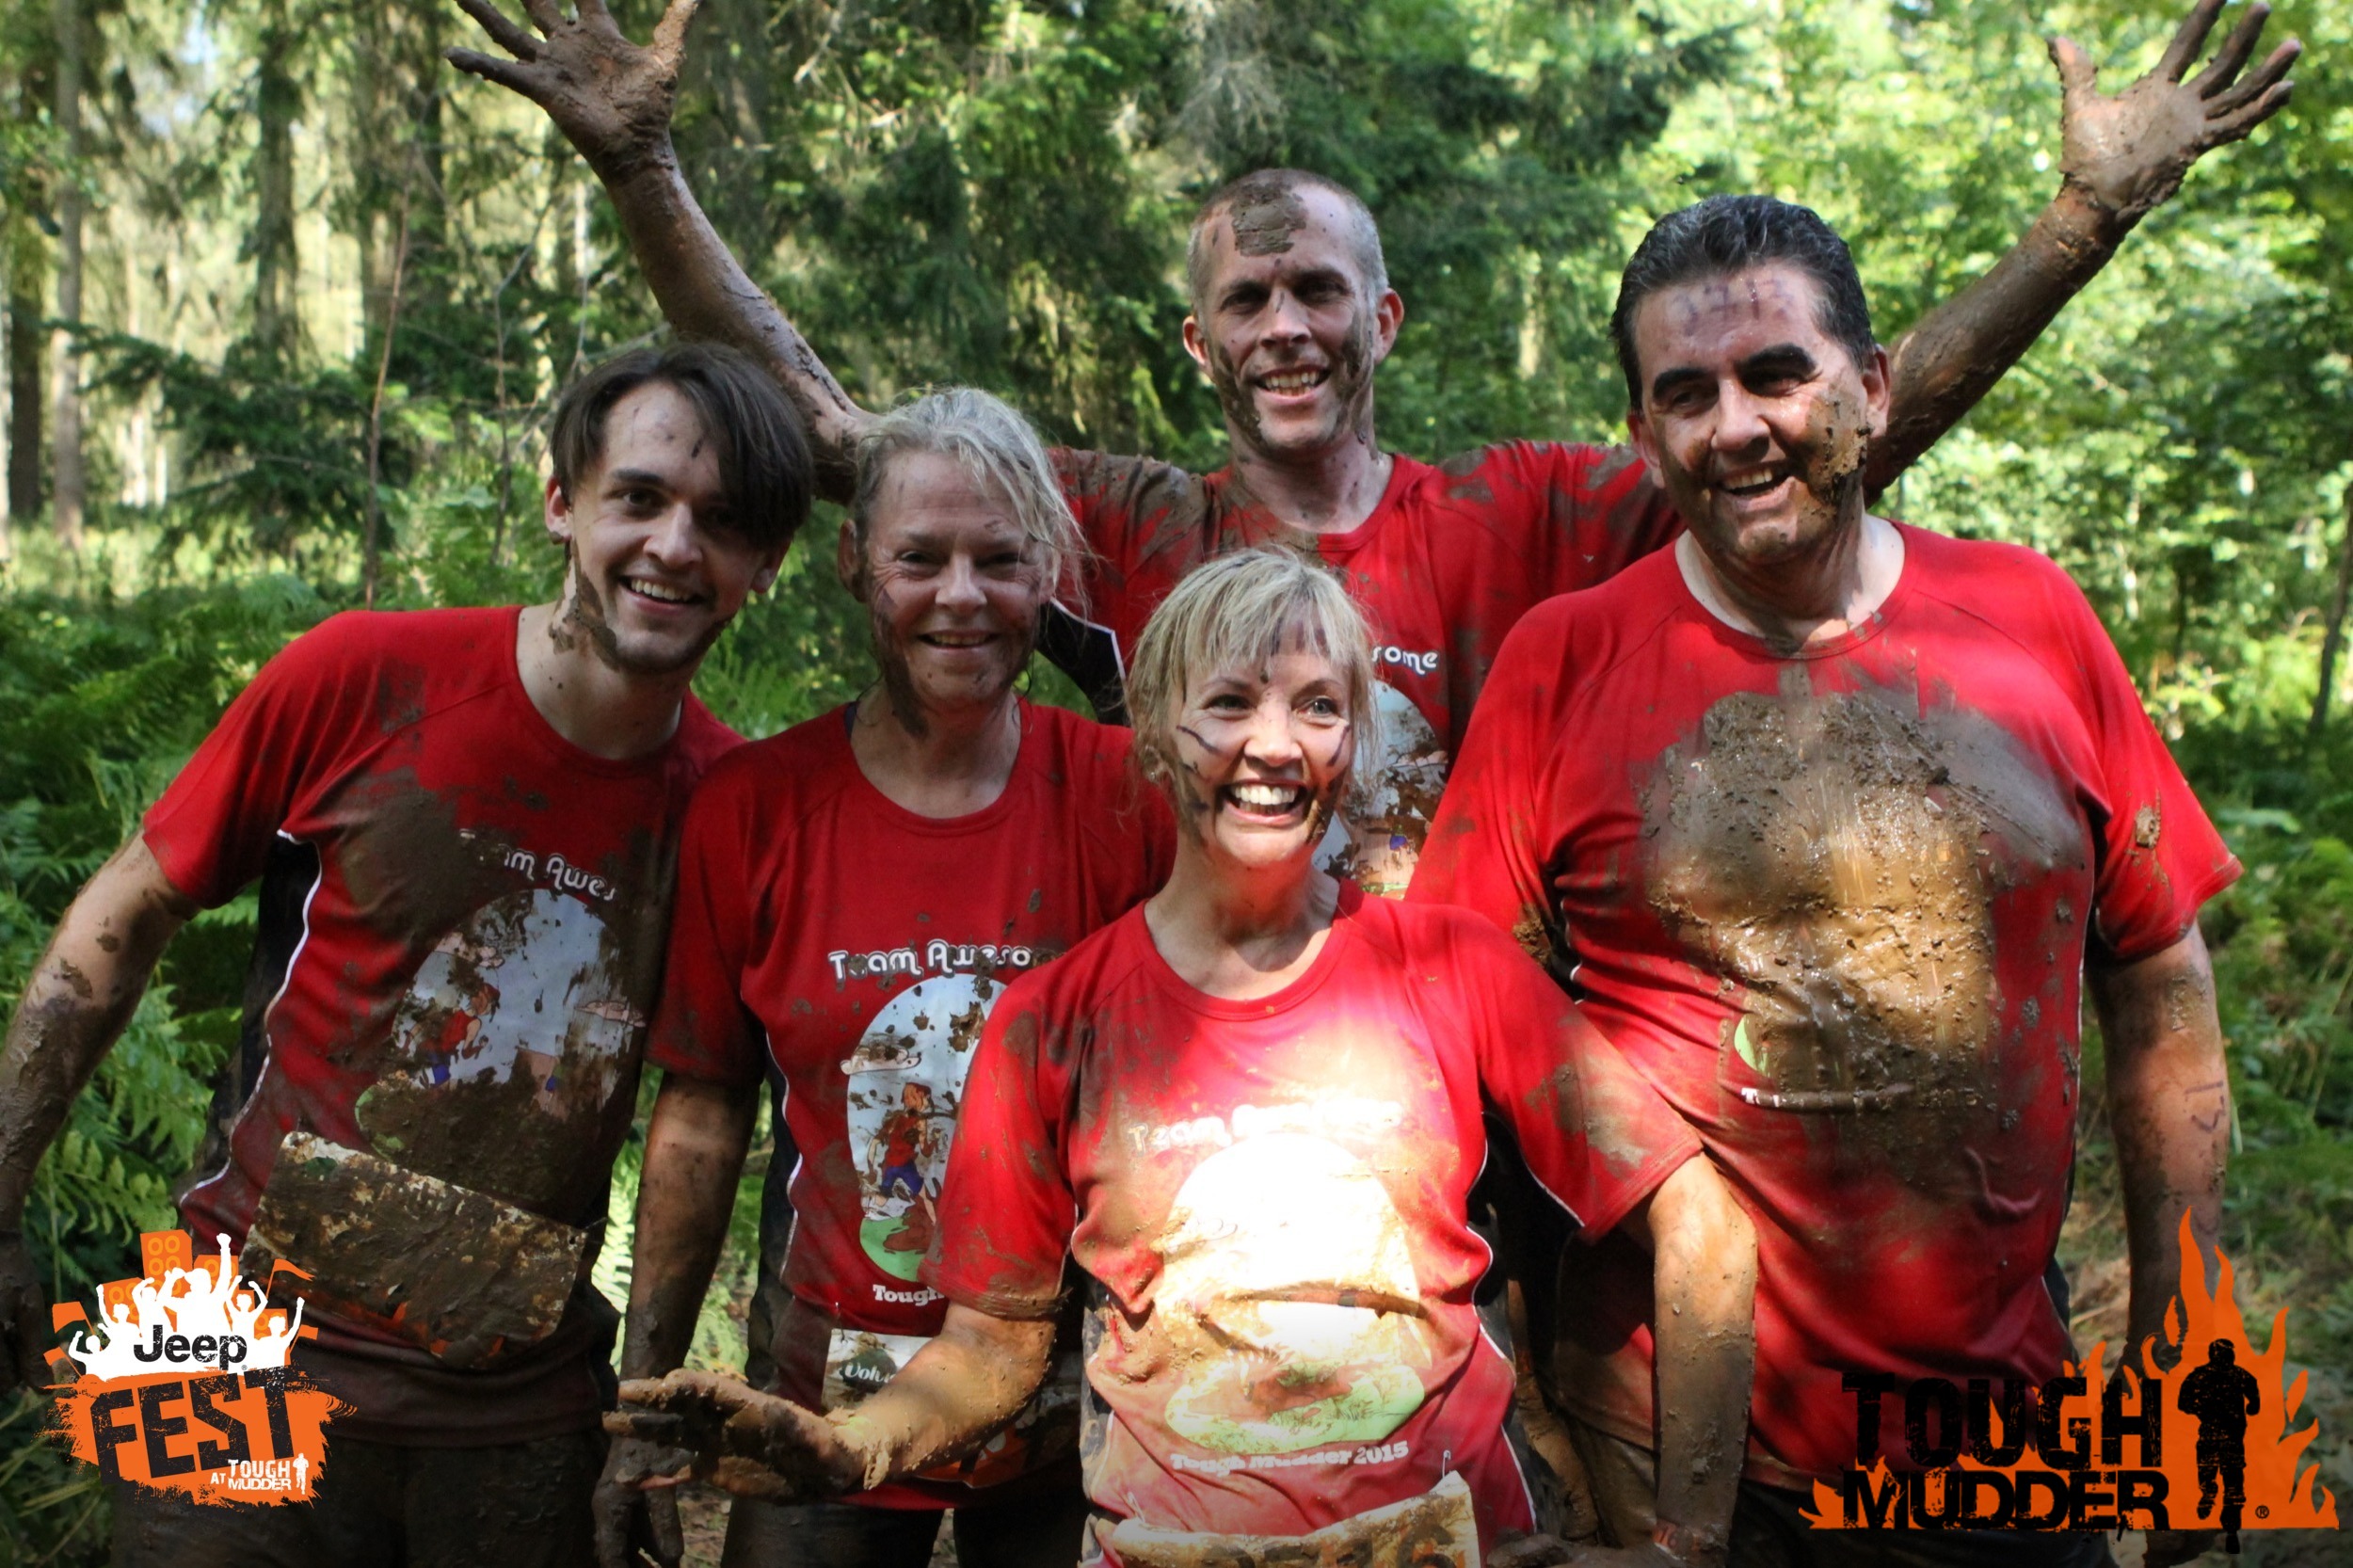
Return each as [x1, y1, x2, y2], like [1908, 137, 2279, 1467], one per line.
[2052, 0, 2297, 223]
[603, 1369, 871, 1502]
[446, 0, 700, 181]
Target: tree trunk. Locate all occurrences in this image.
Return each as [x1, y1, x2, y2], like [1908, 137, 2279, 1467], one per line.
[250, 4, 300, 359]
[2309, 486, 2353, 745]
[50, 0, 83, 550]
[8, 216, 45, 529]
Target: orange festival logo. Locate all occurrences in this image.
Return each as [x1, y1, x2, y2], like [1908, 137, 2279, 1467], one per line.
[42, 1228, 344, 1505]
[1804, 1215, 2337, 1543]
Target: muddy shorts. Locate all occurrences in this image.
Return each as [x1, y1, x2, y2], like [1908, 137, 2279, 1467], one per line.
[720, 1484, 1092, 1568]
[1561, 1416, 2115, 1568]
[107, 1425, 601, 1568]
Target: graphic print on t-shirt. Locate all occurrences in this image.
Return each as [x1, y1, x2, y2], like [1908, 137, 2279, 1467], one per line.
[1639, 669, 2080, 1185]
[1315, 681, 1450, 899]
[356, 886, 644, 1210]
[843, 973, 1002, 1280]
[1150, 1111, 1437, 1457]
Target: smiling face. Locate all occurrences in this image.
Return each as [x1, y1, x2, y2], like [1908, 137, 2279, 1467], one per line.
[1167, 642, 1356, 874]
[1182, 184, 1402, 463]
[546, 381, 782, 678]
[842, 449, 1051, 728]
[1626, 263, 1890, 581]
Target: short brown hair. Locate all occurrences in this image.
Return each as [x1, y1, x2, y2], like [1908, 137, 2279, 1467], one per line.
[1184, 168, 1388, 321]
[547, 342, 814, 552]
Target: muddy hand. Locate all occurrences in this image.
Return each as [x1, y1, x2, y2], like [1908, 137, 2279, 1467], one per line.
[0, 1233, 53, 1396]
[2050, 0, 2297, 222]
[592, 1433, 685, 1568]
[609, 1369, 865, 1501]
[445, 0, 700, 180]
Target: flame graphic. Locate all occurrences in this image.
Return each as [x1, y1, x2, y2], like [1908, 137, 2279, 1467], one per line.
[1804, 1214, 2338, 1533]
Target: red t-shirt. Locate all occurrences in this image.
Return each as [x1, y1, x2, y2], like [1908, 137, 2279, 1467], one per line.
[648, 700, 1172, 1507]
[142, 607, 739, 1445]
[1411, 527, 2241, 1486]
[1052, 442, 1674, 894]
[927, 888, 1701, 1558]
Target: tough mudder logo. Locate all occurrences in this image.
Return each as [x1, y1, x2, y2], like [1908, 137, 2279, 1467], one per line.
[44, 1228, 342, 1505]
[1806, 1217, 2336, 1541]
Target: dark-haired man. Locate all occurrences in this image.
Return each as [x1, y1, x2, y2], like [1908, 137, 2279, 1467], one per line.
[0, 342, 812, 1565]
[1415, 194, 2238, 1568]
[452, 0, 2291, 900]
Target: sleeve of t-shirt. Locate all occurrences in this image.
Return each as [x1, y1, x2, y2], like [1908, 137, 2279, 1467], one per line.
[923, 988, 1076, 1320]
[645, 766, 765, 1088]
[2039, 559, 2241, 960]
[140, 613, 366, 908]
[1450, 915, 1702, 1240]
[1408, 604, 1571, 967]
[1473, 441, 1682, 598]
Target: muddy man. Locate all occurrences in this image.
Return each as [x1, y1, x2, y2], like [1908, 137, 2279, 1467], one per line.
[1415, 193, 2245, 1568]
[0, 344, 812, 1567]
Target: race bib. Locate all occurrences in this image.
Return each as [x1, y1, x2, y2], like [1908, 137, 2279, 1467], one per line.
[1106, 1470, 1480, 1568]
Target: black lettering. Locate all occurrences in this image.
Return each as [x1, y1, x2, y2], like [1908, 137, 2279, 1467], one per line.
[190, 1375, 251, 1470]
[1956, 1469, 2013, 1528]
[2102, 1370, 2164, 1466]
[132, 1324, 163, 1364]
[1904, 1379, 1964, 1466]
[1842, 1465, 1906, 1527]
[163, 1335, 188, 1362]
[1907, 1467, 1964, 1528]
[1844, 1371, 1897, 1464]
[220, 1335, 247, 1368]
[2115, 1469, 2170, 1530]
[2013, 1470, 2070, 1529]
[2036, 1374, 2089, 1469]
[2070, 1470, 2117, 1531]
[88, 1388, 137, 1481]
[1967, 1377, 2029, 1464]
[191, 1335, 216, 1364]
[138, 1379, 196, 1478]
[244, 1367, 296, 1459]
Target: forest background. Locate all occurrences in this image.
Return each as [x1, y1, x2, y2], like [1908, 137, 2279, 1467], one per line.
[0, 0, 2345, 1560]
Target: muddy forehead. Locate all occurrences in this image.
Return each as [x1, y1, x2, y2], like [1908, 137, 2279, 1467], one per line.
[1659, 268, 1816, 333]
[1221, 186, 1310, 259]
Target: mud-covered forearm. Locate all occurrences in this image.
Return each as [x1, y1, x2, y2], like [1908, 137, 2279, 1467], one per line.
[1871, 182, 2127, 494]
[2090, 925, 2229, 1351]
[1641, 1157, 1757, 1568]
[596, 153, 866, 500]
[0, 835, 192, 1225]
[620, 1073, 759, 1380]
[829, 1304, 1054, 1491]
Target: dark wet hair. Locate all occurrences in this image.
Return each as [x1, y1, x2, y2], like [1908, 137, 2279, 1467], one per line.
[547, 342, 813, 552]
[1184, 168, 1388, 318]
[1609, 194, 1876, 409]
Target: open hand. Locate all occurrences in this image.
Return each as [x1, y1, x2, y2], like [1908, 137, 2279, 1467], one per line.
[603, 1369, 868, 1502]
[2051, 0, 2297, 222]
[445, 0, 699, 180]
[592, 1434, 685, 1568]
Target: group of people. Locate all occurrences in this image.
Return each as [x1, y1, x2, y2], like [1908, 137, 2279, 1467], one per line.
[0, 1, 2298, 1565]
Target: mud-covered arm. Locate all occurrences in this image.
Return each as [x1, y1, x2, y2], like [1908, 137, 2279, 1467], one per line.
[1870, 0, 2297, 492]
[446, 0, 871, 500]
[619, 1071, 759, 1382]
[1623, 1157, 1756, 1568]
[2088, 924, 2228, 1352]
[0, 834, 195, 1389]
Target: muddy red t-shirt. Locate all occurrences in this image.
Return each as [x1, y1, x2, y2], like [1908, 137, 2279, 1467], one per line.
[142, 607, 738, 1445]
[927, 888, 1701, 1558]
[1052, 442, 1673, 894]
[1411, 527, 2241, 1486]
[648, 700, 1171, 1507]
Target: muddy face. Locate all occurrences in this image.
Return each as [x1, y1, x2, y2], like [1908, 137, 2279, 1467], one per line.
[1641, 671, 2081, 1174]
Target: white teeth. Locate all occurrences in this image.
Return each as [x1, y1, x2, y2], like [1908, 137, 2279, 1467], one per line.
[1721, 472, 1784, 497]
[1258, 371, 1325, 393]
[630, 580, 693, 603]
[1229, 783, 1303, 808]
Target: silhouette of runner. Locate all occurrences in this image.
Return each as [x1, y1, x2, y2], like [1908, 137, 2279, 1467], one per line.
[2177, 1337, 2262, 1550]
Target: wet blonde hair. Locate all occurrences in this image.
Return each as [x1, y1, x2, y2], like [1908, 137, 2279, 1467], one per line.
[1127, 548, 1381, 798]
[849, 386, 1089, 605]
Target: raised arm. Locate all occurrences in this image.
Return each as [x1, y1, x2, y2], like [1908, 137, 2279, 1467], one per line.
[447, 0, 872, 498]
[0, 834, 196, 1389]
[1870, 0, 2297, 491]
[606, 1303, 1054, 1499]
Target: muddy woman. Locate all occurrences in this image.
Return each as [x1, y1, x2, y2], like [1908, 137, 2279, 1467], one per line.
[1416, 195, 2243, 1568]
[601, 389, 1171, 1568]
[606, 549, 1759, 1568]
